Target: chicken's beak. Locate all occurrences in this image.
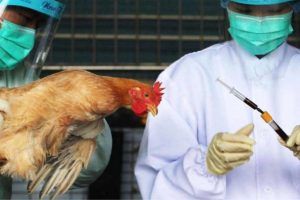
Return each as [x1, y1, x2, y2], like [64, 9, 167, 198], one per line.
[147, 103, 158, 116]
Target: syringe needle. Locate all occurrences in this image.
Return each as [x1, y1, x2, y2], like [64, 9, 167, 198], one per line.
[217, 78, 247, 102]
[217, 78, 262, 112]
[216, 78, 232, 91]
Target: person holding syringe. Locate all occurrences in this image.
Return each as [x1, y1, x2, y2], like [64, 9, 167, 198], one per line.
[135, 0, 300, 199]
[217, 78, 300, 159]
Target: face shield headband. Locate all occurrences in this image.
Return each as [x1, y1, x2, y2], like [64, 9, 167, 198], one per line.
[0, 0, 64, 19]
[221, 0, 300, 12]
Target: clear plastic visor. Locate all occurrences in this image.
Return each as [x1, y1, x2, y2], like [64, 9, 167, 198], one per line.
[228, 1, 293, 15]
[0, 4, 61, 86]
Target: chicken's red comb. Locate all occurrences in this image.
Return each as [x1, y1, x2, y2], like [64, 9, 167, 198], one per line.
[153, 81, 164, 94]
[153, 81, 164, 106]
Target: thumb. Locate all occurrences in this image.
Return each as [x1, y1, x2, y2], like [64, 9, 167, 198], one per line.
[235, 123, 254, 136]
[278, 137, 287, 147]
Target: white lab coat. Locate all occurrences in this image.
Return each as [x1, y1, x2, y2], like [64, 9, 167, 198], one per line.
[135, 41, 300, 200]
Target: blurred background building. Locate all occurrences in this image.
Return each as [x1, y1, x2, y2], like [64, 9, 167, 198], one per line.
[11, 0, 300, 199]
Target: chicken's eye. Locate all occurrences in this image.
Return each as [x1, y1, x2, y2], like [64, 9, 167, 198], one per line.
[144, 93, 149, 98]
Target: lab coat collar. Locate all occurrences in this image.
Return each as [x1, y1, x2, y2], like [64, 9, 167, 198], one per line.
[231, 41, 288, 80]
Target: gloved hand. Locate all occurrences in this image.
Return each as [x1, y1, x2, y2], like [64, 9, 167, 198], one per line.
[279, 125, 300, 159]
[206, 124, 255, 175]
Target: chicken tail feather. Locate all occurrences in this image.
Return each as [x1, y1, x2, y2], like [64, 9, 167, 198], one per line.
[27, 136, 96, 199]
[27, 164, 53, 193]
[50, 163, 82, 200]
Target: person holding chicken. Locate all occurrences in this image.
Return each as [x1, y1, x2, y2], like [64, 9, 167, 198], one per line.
[135, 0, 300, 199]
[0, 0, 112, 199]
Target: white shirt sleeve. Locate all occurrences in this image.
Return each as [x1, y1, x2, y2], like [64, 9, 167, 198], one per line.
[135, 57, 226, 199]
[135, 98, 225, 199]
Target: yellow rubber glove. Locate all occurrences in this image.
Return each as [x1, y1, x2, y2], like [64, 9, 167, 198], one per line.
[279, 125, 300, 159]
[206, 124, 255, 175]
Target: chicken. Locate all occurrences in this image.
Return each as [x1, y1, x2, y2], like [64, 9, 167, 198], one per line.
[0, 69, 163, 199]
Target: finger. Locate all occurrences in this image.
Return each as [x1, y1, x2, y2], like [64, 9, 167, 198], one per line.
[278, 137, 294, 151]
[293, 151, 300, 160]
[221, 152, 253, 163]
[210, 144, 229, 169]
[289, 146, 297, 152]
[295, 150, 300, 157]
[292, 125, 300, 145]
[287, 126, 300, 147]
[278, 136, 300, 152]
[292, 125, 300, 134]
[287, 133, 297, 147]
[206, 156, 231, 175]
[235, 123, 254, 137]
[206, 157, 224, 175]
[208, 135, 230, 169]
[228, 159, 250, 168]
[216, 141, 253, 153]
[296, 131, 300, 146]
[278, 137, 286, 146]
[221, 133, 255, 145]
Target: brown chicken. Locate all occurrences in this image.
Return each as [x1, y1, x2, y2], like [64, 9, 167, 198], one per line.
[0, 69, 163, 199]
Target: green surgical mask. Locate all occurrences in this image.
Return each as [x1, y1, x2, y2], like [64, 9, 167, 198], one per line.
[227, 9, 293, 55]
[0, 19, 35, 70]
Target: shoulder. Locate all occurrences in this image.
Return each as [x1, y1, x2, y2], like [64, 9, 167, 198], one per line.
[158, 41, 233, 82]
[284, 43, 300, 64]
[286, 43, 300, 55]
[189, 41, 233, 59]
[155, 42, 235, 98]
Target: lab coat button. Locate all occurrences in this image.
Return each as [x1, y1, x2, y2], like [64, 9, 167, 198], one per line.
[264, 186, 272, 193]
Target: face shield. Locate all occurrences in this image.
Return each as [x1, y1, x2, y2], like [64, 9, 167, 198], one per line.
[0, 0, 65, 87]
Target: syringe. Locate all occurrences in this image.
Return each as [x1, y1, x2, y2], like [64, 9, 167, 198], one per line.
[217, 78, 289, 142]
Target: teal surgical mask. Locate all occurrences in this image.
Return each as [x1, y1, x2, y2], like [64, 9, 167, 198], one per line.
[0, 19, 35, 70]
[227, 9, 293, 55]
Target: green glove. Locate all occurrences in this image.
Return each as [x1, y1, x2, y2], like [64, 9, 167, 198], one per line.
[280, 125, 300, 159]
[206, 124, 255, 175]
